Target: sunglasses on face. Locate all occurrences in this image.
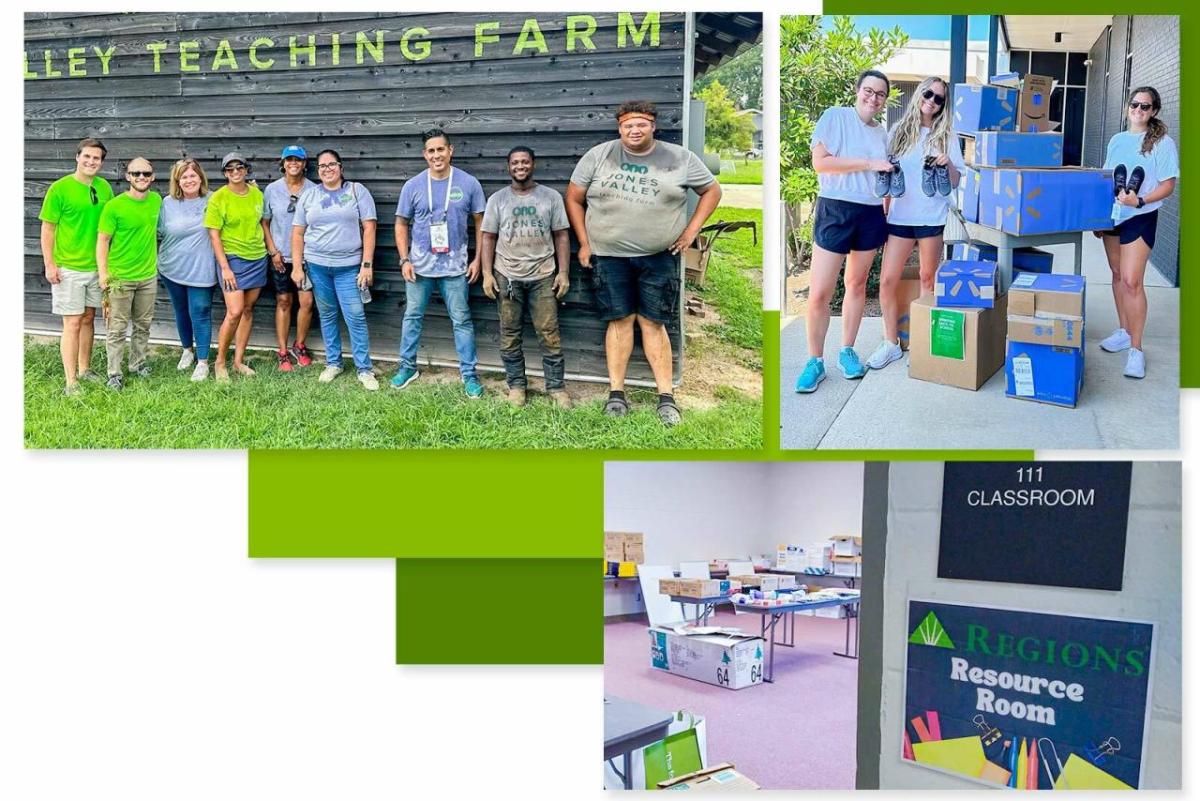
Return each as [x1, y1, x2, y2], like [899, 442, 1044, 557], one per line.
[223, 164, 246, 173]
[922, 89, 946, 107]
[1129, 101, 1154, 111]
[128, 171, 154, 178]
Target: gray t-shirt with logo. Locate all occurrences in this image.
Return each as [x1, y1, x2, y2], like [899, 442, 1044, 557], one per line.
[262, 177, 317, 262]
[293, 182, 378, 268]
[569, 139, 715, 258]
[481, 184, 569, 280]
[157, 195, 218, 287]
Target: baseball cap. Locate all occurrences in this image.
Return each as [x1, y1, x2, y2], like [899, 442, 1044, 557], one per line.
[221, 151, 249, 169]
[280, 145, 307, 160]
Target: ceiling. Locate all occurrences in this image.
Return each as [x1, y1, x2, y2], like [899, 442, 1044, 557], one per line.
[1003, 15, 1112, 52]
[694, 13, 763, 75]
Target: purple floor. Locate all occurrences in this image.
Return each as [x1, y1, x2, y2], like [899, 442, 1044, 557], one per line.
[604, 609, 859, 790]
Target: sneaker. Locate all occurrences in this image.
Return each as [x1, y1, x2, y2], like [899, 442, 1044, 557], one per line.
[177, 348, 195, 371]
[887, 155, 905, 197]
[390, 367, 419, 389]
[277, 350, 293, 372]
[132, 363, 152, 378]
[1124, 347, 1146, 379]
[106, 374, 124, 391]
[1127, 165, 1146, 195]
[78, 369, 101, 383]
[464, 376, 485, 398]
[873, 165, 892, 198]
[838, 346, 866, 379]
[920, 158, 937, 197]
[289, 342, 313, 367]
[318, 365, 343, 383]
[934, 163, 952, 196]
[795, 357, 826, 393]
[357, 370, 379, 391]
[1113, 163, 1127, 197]
[866, 339, 903, 370]
[549, 389, 574, 410]
[1099, 328, 1132, 353]
[63, 382, 81, 397]
[507, 387, 527, 407]
[191, 362, 209, 382]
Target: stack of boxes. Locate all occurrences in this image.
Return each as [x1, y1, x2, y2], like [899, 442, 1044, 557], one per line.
[830, 535, 862, 578]
[729, 573, 798, 591]
[658, 578, 743, 599]
[1005, 273, 1087, 406]
[604, 531, 644, 577]
[909, 259, 1007, 390]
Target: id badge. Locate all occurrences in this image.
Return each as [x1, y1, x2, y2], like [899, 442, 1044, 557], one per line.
[430, 221, 450, 254]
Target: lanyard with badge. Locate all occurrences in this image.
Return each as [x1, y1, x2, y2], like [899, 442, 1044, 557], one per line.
[427, 166, 454, 254]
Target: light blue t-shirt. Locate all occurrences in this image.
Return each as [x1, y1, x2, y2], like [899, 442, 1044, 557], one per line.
[1103, 131, 1179, 224]
[157, 195, 217, 287]
[262, 177, 317, 261]
[293, 182, 378, 268]
[394, 168, 486, 278]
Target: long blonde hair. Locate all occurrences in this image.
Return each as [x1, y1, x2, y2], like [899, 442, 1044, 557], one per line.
[168, 158, 209, 200]
[888, 77, 953, 157]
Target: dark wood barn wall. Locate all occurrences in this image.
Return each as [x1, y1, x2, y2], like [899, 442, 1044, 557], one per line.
[24, 12, 688, 383]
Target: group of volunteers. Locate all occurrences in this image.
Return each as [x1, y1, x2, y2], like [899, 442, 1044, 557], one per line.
[796, 70, 1177, 394]
[37, 101, 721, 426]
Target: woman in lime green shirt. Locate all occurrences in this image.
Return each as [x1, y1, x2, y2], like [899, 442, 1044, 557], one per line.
[204, 152, 268, 381]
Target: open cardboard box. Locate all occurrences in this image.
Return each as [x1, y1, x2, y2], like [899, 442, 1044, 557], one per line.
[683, 220, 758, 286]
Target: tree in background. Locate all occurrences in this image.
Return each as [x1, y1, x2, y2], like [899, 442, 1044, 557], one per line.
[693, 42, 763, 111]
[780, 16, 907, 267]
[696, 79, 755, 154]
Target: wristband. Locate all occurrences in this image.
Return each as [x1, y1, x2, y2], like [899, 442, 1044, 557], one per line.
[1136, 197, 1145, 209]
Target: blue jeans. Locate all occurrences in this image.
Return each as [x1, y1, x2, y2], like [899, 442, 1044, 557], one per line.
[307, 261, 372, 373]
[399, 274, 478, 379]
[160, 275, 213, 360]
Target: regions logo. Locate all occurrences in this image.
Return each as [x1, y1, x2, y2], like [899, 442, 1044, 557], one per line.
[909, 610, 955, 648]
[620, 162, 649, 174]
[448, 187, 465, 202]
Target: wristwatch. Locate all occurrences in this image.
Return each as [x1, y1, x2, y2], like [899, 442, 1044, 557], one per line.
[1136, 197, 1146, 209]
[361, 261, 373, 269]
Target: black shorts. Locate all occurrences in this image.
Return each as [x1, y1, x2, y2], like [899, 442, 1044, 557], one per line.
[591, 251, 680, 323]
[1104, 210, 1158, 249]
[813, 196, 888, 255]
[887, 223, 945, 240]
[269, 260, 307, 294]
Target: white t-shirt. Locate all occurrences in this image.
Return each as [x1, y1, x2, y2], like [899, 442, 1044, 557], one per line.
[811, 106, 888, 206]
[885, 125, 967, 226]
[1103, 131, 1179, 224]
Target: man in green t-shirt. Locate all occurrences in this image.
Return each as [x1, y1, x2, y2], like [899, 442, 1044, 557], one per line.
[96, 157, 162, 390]
[38, 137, 115, 395]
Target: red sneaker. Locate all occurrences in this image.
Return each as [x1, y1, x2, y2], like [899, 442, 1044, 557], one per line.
[289, 342, 313, 367]
[277, 349, 293, 372]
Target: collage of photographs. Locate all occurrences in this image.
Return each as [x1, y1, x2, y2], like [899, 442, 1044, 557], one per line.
[12, 8, 1189, 799]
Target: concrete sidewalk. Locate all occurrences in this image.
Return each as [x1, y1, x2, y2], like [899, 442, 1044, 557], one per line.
[780, 236, 1179, 450]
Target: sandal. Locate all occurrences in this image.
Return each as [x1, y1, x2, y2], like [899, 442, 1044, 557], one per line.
[656, 398, 682, 427]
[604, 395, 630, 417]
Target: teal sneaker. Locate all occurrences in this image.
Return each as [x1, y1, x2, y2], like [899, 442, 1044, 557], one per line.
[464, 376, 485, 398]
[390, 367, 419, 389]
[838, 346, 866, 379]
[795, 357, 826, 393]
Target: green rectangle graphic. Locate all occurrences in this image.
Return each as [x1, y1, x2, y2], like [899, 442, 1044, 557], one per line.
[930, 309, 965, 360]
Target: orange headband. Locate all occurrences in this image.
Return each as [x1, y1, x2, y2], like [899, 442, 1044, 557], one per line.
[618, 112, 656, 125]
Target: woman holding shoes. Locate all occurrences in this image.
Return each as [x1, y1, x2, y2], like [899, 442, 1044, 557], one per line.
[795, 69, 894, 394]
[868, 76, 963, 371]
[1096, 86, 1178, 379]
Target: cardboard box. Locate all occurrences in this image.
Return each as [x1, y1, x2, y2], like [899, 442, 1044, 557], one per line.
[673, 579, 742, 599]
[831, 535, 862, 557]
[1017, 74, 1058, 133]
[657, 763, 762, 791]
[603, 532, 624, 562]
[731, 574, 797, 592]
[1008, 314, 1084, 349]
[776, 544, 806, 571]
[959, 166, 982, 223]
[953, 83, 1018, 132]
[831, 558, 862, 578]
[935, 260, 1000, 309]
[976, 131, 1063, 167]
[1007, 272, 1086, 319]
[978, 167, 1114, 234]
[951, 243, 1054, 274]
[908, 294, 1008, 390]
[649, 627, 764, 690]
[658, 578, 680, 596]
[1006, 340, 1085, 408]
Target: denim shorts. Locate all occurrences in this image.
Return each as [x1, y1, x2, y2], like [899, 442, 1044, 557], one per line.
[813, 196, 888, 255]
[591, 250, 680, 323]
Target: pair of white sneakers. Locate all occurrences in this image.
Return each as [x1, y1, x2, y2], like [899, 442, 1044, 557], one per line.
[176, 348, 209, 382]
[1099, 328, 1146, 379]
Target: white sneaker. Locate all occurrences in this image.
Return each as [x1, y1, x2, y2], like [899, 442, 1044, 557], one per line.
[357, 371, 379, 391]
[319, 365, 344, 383]
[190, 361, 209, 382]
[1100, 328, 1131, 353]
[177, 348, 196, 371]
[866, 339, 903, 370]
[1123, 347, 1146, 379]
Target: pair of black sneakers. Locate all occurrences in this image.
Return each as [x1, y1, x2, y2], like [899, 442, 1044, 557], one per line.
[1113, 164, 1145, 198]
[874, 155, 953, 198]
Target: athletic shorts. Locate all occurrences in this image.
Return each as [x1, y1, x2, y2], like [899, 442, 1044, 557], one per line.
[1104, 210, 1158, 249]
[269, 260, 305, 294]
[591, 250, 679, 324]
[886, 223, 945, 240]
[813, 196, 888, 255]
[51, 267, 101, 316]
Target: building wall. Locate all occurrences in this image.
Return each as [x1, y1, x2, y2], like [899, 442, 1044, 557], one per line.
[873, 462, 1181, 789]
[23, 11, 688, 382]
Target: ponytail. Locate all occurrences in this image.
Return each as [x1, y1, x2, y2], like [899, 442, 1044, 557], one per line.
[1142, 117, 1167, 156]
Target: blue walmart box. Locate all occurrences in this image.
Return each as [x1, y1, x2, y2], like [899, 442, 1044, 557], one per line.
[1005, 340, 1085, 407]
[978, 167, 1114, 235]
[935, 260, 999, 308]
[976, 132, 1063, 167]
[953, 84, 1018, 132]
[951, 243, 1054, 274]
[959, 167, 981, 222]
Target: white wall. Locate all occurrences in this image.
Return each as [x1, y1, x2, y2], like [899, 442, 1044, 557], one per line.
[876, 462, 1181, 789]
[764, 462, 865, 547]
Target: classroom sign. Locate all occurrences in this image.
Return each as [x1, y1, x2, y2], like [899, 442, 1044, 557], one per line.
[903, 600, 1153, 790]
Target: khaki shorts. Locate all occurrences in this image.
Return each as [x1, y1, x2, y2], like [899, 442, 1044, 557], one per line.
[51, 268, 102, 316]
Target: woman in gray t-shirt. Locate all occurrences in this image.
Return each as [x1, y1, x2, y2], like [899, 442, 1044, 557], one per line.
[158, 158, 218, 381]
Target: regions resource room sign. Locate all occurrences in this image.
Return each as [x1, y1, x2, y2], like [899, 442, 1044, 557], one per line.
[903, 600, 1153, 789]
[938, 461, 1132, 590]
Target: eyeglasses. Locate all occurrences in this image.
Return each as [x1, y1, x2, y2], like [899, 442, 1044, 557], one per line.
[317, 162, 341, 171]
[860, 86, 888, 101]
[922, 89, 946, 107]
[89, 186, 98, 205]
[1129, 101, 1154, 111]
[223, 164, 247, 173]
[128, 171, 154, 178]
[287, 194, 298, 213]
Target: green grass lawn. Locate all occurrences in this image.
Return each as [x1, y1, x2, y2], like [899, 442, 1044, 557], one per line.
[24, 340, 761, 449]
[715, 157, 762, 185]
[694, 207, 763, 354]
